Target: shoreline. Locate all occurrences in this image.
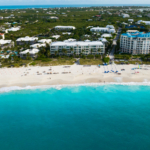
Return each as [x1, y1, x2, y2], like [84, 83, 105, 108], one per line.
[1, 64, 150, 92]
[1, 82, 150, 93]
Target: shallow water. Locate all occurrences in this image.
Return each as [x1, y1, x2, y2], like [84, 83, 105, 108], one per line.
[0, 85, 150, 150]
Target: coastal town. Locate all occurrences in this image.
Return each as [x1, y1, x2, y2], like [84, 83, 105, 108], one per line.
[1, 6, 150, 86]
[0, 4, 150, 150]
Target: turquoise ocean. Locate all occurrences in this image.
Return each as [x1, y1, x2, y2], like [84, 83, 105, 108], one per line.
[0, 85, 150, 150]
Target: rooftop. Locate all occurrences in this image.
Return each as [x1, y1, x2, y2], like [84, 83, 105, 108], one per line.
[20, 49, 39, 54]
[122, 32, 150, 38]
[0, 39, 11, 44]
[51, 41, 104, 46]
[16, 36, 38, 42]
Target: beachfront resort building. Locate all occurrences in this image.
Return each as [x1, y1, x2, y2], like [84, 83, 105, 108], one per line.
[54, 26, 76, 31]
[120, 31, 150, 54]
[50, 40, 105, 55]
[16, 36, 38, 45]
[20, 49, 39, 59]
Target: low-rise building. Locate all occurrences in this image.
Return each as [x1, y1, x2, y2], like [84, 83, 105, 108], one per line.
[120, 31, 150, 54]
[90, 25, 115, 33]
[98, 38, 108, 44]
[90, 27, 109, 33]
[50, 41, 105, 55]
[7, 26, 21, 32]
[30, 43, 46, 49]
[0, 39, 14, 49]
[101, 34, 112, 38]
[51, 35, 60, 39]
[54, 26, 76, 31]
[20, 49, 39, 59]
[106, 25, 115, 29]
[128, 19, 134, 22]
[137, 20, 150, 25]
[38, 39, 52, 44]
[122, 14, 130, 18]
[16, 36, 38, 45]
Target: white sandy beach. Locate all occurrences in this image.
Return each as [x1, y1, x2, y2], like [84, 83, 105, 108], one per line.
[0, 64, 150, 88]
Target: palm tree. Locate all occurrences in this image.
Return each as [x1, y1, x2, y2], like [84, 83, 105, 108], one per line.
[62, 48, 65, 55]
[98, 48, 102, 55]
[74, 52, 76, 58]
[46, 51, 51, 58]
[70, 47, 73, 55]
[91, 49, 93, 55]
[54, 50, 58, 56]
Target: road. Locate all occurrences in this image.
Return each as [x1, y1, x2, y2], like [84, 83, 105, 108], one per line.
[109, 28, 122, 60]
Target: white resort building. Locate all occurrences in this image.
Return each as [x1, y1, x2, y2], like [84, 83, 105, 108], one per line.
[90, 25, 115, 33]
[20, 49, 39, 58]
[38, 39, 52, 44]
[50, 40, 105, 55]
[137, 20, 150, 25]
[0, 39, 14, 49]
[54, 26, 76, 30]
[16, 36, 38, 45]
[101, 34, 112, 38]
[120, 31, 150, 54]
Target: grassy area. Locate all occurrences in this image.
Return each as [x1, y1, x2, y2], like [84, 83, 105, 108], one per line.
[79, 58, 103, 65]
[1, 60, 32, 68]
[114, 61, 150, 65]
[30, 58, 76, 66]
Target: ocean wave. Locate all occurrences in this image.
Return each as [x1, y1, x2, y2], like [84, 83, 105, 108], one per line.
[1, 82, 150, 93]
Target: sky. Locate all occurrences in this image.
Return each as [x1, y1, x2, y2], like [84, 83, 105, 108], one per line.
[0, 0, 150, 5]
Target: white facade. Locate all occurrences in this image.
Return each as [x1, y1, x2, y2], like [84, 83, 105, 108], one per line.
[106, 25, 115, 29]
[101, 34, 112, 38]
[128, 19, 134, 22]
[0, 39, 12, 45]
[50, 16, 59, 19]
[54, 26, 76, 30]
[16, 36, 38, 45]
[120, 32, 150, 54]
[30, 43, 46, 48]
[109, 29, 116, 33]
[7, 26, 21, 32]
[122, 14, 130, 18]
[137, 20, 150, 25]
[20, 49, 39, 58]
[98, 38, 108, 43]
[50, 41, 105, 55]
[90, 27, 109, 33]
[38, 39, 52, 43]
[90, 25, 115, 33]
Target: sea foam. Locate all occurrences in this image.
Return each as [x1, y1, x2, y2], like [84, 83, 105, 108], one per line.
[1, 82, 150, 93]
